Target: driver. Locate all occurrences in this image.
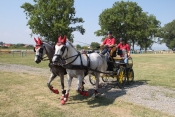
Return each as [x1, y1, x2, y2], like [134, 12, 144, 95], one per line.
[100, 31, 116, 60]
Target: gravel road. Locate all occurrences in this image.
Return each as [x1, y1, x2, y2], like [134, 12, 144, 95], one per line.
[0, 63, 175, 116]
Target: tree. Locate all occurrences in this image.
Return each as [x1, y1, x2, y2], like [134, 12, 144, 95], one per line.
[21, 0, 85, 43]
[90, 42, 100, 49]
[137, 12, 160, 51]
[94, 1, 160, 50]
[75, 44, 82, 50]
[0, 41, 3, 46]
[95, 1, 143, 49]
[157, 20, 175, 50]
[81, 46, 89, 50]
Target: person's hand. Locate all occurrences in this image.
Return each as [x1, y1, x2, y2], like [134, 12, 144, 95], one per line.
[104, 45, 108, 48]
[128, 54, 131, 58]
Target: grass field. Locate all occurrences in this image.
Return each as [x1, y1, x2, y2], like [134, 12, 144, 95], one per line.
[0, 52, 175, 117]
[0, 52, 175, 88]
[0, 71, 174, 117]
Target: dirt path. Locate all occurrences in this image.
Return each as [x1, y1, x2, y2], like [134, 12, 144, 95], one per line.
[0, 63, 175, 116]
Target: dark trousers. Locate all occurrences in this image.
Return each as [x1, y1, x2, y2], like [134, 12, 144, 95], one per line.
[101, 48, 110, 61]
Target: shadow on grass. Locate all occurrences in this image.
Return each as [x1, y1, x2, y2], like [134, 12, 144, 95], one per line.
[124, 80, 150, 89]
[67, 80, 150, 107]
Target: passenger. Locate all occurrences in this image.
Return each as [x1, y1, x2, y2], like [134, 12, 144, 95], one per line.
[116, 38, 130, 63]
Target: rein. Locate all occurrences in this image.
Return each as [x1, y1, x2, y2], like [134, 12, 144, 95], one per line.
[62, 52, 81, 66]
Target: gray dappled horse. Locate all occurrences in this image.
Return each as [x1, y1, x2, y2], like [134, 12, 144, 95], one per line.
[34, 37, 68, 104]
[52, 36, 108, 99]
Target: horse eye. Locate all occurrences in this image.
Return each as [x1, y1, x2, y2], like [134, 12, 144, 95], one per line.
[39, 48, 43, 53]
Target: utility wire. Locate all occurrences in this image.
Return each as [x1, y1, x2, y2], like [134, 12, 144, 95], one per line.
[74, 40, 91, 46]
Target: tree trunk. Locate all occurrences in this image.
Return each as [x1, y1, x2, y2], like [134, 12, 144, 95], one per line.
[132, 42, 134, 50]
[144, 46, 147, 53]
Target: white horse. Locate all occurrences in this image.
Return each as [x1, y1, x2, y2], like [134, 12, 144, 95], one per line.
[52, 36, 107, 99]
[34, 37, 68, 105]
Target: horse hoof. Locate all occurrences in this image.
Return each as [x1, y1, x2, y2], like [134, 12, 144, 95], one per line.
[53, 89, 59, 94]
[61, 100, 65, 105]
[65, 94, 69, 102]
[65, 93, 69, 98]
[79, 91, 83, 95]
[84, 91, 88, 96]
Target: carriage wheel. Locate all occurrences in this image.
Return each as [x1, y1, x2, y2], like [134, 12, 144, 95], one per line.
[101, 75, 109, 82]
[89, 74, 96, 85]
[127, 68, 134, 85]
[117, 66, 126, 88]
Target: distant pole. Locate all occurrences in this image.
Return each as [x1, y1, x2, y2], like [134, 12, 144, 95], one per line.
[11, 50, 14, 57]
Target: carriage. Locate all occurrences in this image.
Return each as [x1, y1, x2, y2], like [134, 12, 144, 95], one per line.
[89, 47, 134, 88]
[34, 36, 134, 105]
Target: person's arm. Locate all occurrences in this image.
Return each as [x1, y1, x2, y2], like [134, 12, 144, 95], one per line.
[127, 44, 131, 57]
[100, 39, 106, 47]
[116, 43, 120, 48]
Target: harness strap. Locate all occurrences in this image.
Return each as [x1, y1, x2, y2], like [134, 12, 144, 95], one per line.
[62, 52, 80, 66]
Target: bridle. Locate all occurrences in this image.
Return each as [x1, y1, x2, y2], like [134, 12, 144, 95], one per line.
[53, 42, 82, 66]
[34, 44, 50, 62]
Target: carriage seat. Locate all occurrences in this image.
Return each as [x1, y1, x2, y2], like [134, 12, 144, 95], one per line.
[113, 56, 124, 60]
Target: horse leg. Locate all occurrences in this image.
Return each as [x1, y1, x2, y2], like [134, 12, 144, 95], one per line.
[93, 73, 100, 97]
[76, 75, 83, 92]
[47, 73, 59, 94]
[65, 74, 73, 103]
[76, 75, 88, 96]
[58, 72, 67, 105]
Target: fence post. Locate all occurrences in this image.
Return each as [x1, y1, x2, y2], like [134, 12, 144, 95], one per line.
[21, 51, 23, 57]
[11, 51, 14, 57]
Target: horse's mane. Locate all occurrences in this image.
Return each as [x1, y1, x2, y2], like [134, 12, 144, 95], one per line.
[66, 40, 80, 53]
[43, 41, 54, 49]
[67, 40, 76, 49]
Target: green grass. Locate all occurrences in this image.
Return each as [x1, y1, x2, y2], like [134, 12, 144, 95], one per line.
[132, 53, 175, 88]
[0, 52, 48, 68]
[0, 53, 175, 88]
[0, 71, 173, 117]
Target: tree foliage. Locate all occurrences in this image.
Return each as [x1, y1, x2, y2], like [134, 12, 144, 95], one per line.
[137, 13, 161, 51]
[90, 42, 100, 49]
[95, 1, 160, 50]
[157, 20, 175, 50]
[75, 44, 82, 50]
[21, 0, 85, 43]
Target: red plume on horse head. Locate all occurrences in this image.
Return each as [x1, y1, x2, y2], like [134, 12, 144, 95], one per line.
[38, 37, 43, 45]
[34, 37, 43, 45]
[58, 35, 66, 44]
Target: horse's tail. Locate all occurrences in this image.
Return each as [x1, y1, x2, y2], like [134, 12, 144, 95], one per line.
[100, 55, 108, 72]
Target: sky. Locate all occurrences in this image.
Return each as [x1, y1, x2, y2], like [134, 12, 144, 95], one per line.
[0, 0, 175, 50]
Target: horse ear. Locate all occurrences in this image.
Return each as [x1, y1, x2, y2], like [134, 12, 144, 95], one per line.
[38, 37, 43, 45]
[58, 36, 62, 43]
[34, 38, 38, 44]
[58, 35, 66, 44]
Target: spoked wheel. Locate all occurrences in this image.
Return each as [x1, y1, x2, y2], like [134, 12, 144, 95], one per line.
[89, 74, 96, 85]
[127, 68, 134, 85]
[117, 66, 126, 88]
[101, 75, 109, 82]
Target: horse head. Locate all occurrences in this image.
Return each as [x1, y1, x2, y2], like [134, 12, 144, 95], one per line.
[52, 35, 68, 63]
[34, 37, 46, 64]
